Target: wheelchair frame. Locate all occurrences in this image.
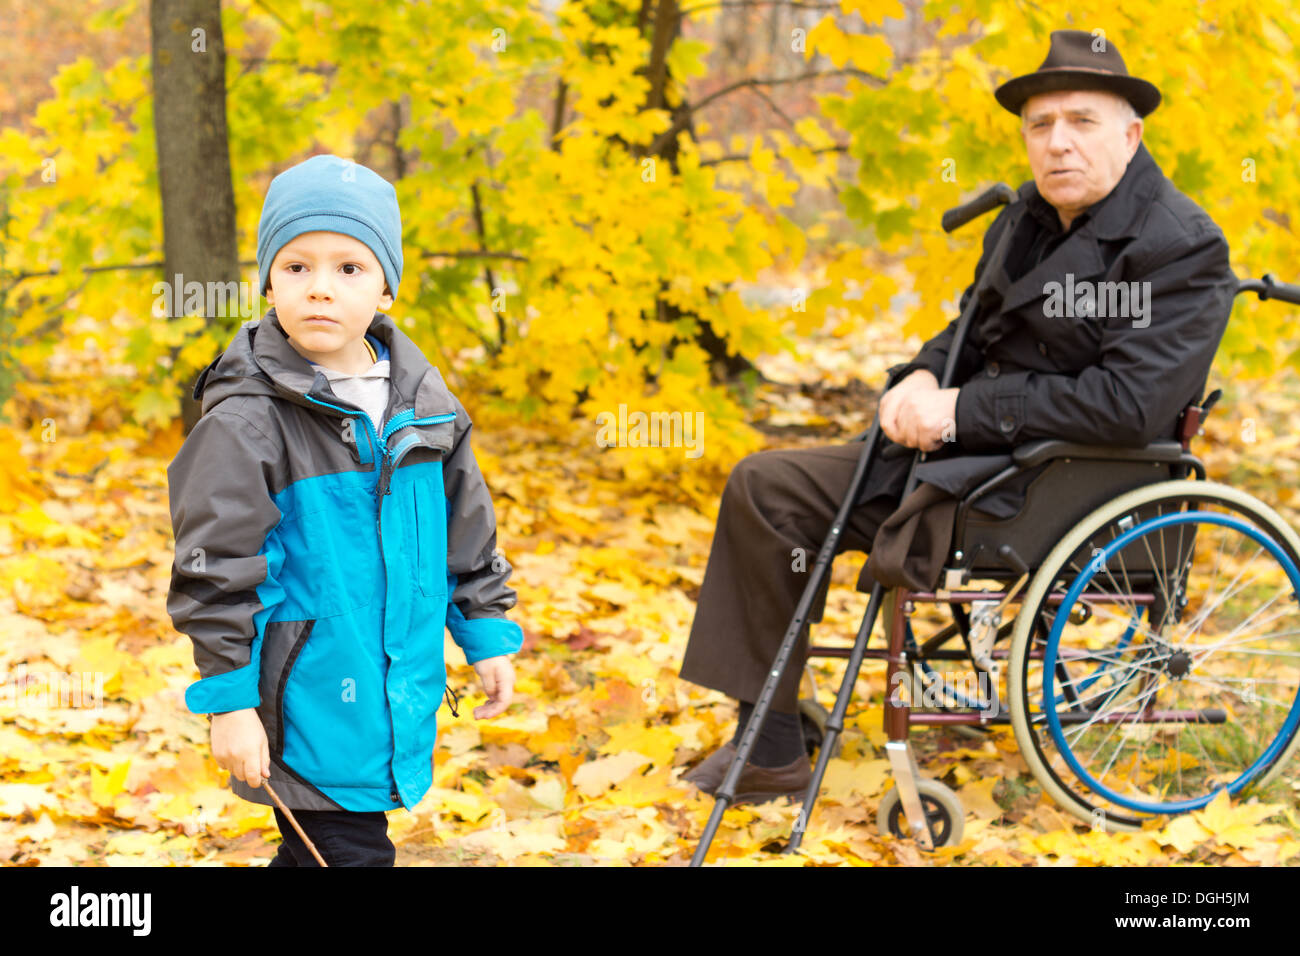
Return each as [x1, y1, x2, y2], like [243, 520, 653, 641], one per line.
[689, 184, 1300, 864]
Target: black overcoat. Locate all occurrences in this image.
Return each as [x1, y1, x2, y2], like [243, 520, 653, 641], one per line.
[857, 141, 1238, 589]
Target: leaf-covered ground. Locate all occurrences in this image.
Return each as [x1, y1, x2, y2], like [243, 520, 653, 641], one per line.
[3, 314, 1299, 866]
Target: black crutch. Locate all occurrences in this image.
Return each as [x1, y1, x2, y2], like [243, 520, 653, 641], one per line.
[689, 183, 1020, 866]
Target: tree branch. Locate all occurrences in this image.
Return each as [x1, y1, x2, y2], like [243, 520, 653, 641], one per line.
[251, 0, 293, 30]
[646, 68, 885, 155]
[644, 0, 680, 113]
[11, 249, 528, 285]
[416, 248, 529, 263]
[698, 143, 847, 166]
[550, 77, 568, 151]
[469, 180, 505, 351]
[679, 0, 840, 14]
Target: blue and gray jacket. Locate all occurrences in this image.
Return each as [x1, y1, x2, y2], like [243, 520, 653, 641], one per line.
[166, 309, 522, 811]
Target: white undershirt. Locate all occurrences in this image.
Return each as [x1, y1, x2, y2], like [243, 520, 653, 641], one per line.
[316, 360, 392, 439]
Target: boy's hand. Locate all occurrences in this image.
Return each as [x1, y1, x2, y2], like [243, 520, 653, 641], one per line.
[210, 708, 271, 788]
[471, 656, 515, 719]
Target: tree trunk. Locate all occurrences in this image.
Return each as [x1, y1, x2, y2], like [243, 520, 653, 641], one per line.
[639, 0, 755, 380]
[149, 0, 239, 434]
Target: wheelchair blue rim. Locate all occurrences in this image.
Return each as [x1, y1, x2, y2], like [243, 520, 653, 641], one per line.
[909, 619, 992, 711]
[1042, 510, 1300, 815]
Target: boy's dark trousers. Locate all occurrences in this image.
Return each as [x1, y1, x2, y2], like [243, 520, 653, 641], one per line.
[267, 807, 396, 866]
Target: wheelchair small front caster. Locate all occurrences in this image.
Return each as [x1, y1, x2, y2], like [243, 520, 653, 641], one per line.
[877, 778, 965, 847]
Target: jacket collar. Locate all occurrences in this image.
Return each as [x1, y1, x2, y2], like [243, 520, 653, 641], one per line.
[1076, 141, 1161, 240]
[253, 309, 457, 420]
[988, 141, 1162, 316]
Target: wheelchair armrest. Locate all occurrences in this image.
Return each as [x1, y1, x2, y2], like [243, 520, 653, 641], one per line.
[1011, 438, 1185, 469]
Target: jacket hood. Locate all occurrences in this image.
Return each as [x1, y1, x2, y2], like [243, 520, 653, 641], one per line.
[191, 309, 457, 420]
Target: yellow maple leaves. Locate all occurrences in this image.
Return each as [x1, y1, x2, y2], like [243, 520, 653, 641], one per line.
[1018, 790, 1297, 865]
[4, 0, 1300, 868]
[572, 751, 654, 798]
[819, 28, 895, 76]
[1158, 790, 1294, 856]
[840, 0, 906, 23]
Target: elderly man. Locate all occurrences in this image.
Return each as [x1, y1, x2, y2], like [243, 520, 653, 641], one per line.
[679, 30, 1237, 803]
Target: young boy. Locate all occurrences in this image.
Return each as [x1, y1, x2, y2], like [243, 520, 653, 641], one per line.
[166, 154, 522, 866]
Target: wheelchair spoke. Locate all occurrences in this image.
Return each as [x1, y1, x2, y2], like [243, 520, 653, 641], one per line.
[1073, 600, 1163, 644]
[1188, 616, 1300, 651]
[1094, 717, 1141, 787]
[1069, 671, 1167, 747]
[1070, 679, 1169, 792]
[1139, 532, 1176, 626]
[1172, 703, 1224, 791]
[1058, 653, 1169, 683]
[1191, 642, 1300, 657]
[1186, 595, 1296, 665]
[1068, 547, 1144, 625]
[1178, 672, 1295, 710]
[1039, 656, 1164, 721]
[1178, 540, 1264, 642]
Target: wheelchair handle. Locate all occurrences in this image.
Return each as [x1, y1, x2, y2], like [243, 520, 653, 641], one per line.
[1237, 274, 1300, 306]
[941, 183, 1018, 233]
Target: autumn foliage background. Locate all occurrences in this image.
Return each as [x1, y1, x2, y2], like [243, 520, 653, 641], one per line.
[2, 0, 1299, 865]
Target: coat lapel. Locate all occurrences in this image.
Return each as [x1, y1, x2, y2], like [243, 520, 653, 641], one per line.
[973, 143, 1163, 348]
[999, 225, 1106, 315]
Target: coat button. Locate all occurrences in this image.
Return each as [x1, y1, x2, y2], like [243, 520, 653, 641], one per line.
[1037, 341, 1048, 357]
[986, 360, 1000, 378]
[999, 416, 1015, 434]
[390, 791, 400, 802]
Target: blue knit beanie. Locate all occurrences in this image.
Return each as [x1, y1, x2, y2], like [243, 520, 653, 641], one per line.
[256, 154, 403, 300]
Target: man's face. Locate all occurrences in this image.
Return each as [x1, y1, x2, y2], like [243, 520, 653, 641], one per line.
[1022, 89, 1142, 229]
[265, 231, 393, 371]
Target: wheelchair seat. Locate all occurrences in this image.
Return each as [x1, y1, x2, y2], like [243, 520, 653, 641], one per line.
[949, 438, 1206, 583]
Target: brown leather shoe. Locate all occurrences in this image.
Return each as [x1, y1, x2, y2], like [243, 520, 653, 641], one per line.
[682, 742, 739, 795]
[683, 743, 811, 805]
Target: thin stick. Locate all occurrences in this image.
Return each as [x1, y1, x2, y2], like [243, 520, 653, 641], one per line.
[263, 781, 329, 867]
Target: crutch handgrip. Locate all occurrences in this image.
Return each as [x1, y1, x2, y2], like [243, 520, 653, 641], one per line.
[941, 183, 1017, 233]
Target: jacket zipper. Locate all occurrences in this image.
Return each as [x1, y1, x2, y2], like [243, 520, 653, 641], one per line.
[300, 397, 454, 524]
[375, 410, 454, 804]
[375, 411, 457, 498]
[373, 410, 414, 499]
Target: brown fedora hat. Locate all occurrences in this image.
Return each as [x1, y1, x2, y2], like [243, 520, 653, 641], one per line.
[995, 29, 1161, 117]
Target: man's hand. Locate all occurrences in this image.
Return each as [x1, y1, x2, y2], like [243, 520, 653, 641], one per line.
[879, 369, 960, 452]
[471, 655, 515, 719]
[210, 709, 270, 788]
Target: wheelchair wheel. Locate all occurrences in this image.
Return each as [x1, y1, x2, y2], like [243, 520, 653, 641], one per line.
[1008, 479, 1300, 830]
[905, 618, 1002, 740]
[877, 778, 965, 847]
[798, 697, 831, 757]
[903, 660, 995, 741]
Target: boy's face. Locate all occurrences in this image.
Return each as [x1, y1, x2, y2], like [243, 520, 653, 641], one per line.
[265, 231, 394, 374]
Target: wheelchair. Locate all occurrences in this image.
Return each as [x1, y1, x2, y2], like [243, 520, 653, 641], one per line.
[690, 186, 1300, 862]
[869, 417, 1300, 847]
